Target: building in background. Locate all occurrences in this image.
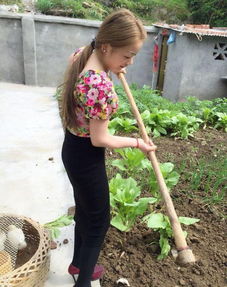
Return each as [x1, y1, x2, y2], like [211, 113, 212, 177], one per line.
[152, 24, 227, 101]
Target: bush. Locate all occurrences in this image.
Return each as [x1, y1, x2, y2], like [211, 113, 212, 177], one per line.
[35, 0, 110, 20]
[111, 0, 189, 24]
[187, 0, 227, 27]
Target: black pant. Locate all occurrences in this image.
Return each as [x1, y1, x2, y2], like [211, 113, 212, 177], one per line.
[62, 130, 110, 286]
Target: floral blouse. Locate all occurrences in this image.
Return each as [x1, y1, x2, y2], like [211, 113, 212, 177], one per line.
[68, 57, 118, 137]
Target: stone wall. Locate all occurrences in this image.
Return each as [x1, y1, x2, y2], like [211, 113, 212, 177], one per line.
[0, 12, 157, 87]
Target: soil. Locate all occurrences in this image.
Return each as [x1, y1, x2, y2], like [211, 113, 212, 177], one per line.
[99, 129, 227, 287]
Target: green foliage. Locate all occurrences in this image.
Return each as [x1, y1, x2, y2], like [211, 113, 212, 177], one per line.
[185, 157, 227, 204]
[36, 0, 53, 14]
[111, 0, 189, 24]
[109, 174, 157, 232]
[111, 147, 179, 198]
[35, 0, 109, 20]
[108, 117, 138, 135]
[141, 109, 170, 137]
[148, 162, 180, 199]
[187, 0, 227, 27]
[148, 0, 189, 23]
[111, 148, 150, 176]
[14, 0, 226, 26]
[212, 98, 227, 113]
[32, 0, 189, 24]
[109, 147, 200, 258]
[214, 113, 227, 132]
[143, 212, 199, 259]
[111, 85, 227, 139]
[44, 214, 74, 239]
[170, 113, 202, 139]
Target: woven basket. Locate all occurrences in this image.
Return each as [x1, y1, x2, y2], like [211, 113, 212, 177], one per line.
[0, 214, 50, 287]
[0, 251, 12, 275]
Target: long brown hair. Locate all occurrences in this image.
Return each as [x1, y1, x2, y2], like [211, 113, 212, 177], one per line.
[61, 9, 147, 129]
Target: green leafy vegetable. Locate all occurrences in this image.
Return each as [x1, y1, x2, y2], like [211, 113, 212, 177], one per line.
[110, 174, 157, 231]
[148, 162, 180, 199]
[108, 117, 138, 134]
[44, 214, 74, 239]
[143, 212, 200, 259]
[112, 148, 150, 175]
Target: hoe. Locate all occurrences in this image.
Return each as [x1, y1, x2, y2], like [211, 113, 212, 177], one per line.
[119, 73, 196, 266]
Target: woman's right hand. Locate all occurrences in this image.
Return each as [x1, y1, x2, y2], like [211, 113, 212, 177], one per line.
[137, 138, 157, 154]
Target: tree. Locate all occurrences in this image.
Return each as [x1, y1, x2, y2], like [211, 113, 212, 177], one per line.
[187, 0, 227, 27]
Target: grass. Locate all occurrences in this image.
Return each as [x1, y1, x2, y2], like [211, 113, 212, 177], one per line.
[180, 155, 227, 206]
[194, 158, 226, 204]
[35, 0, 110, 20]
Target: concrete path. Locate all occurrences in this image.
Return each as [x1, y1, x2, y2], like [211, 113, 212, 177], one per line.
[0, 82, 100, 287]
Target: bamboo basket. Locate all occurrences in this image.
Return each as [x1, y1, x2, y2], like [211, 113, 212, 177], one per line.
[0, 214, 50, 287]
[0, 251, 12, 275]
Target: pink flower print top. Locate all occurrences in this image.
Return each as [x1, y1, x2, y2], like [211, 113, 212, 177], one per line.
[68, 69, 118, 137]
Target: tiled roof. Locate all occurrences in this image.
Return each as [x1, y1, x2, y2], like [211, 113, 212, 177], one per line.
[153, 23, 227, 38]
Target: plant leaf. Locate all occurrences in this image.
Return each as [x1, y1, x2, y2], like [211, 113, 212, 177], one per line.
[144, 213, 168, 229]
[111, 214, 128, 232]
[179, 217, 200, 225]
[157, 233, 171, 259]
[111, 159, 127, 171]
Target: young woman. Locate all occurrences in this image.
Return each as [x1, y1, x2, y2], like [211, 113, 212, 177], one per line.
[61, 8, 156, 287]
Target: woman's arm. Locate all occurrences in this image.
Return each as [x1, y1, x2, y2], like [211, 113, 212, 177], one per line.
[89, 119, 156, 153]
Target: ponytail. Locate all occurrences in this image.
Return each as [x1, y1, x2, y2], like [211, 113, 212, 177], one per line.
[61, 44, 93, 129]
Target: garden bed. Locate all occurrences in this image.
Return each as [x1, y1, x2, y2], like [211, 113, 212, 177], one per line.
[99, 129, 226, 287]
[57, 85, 226, 286]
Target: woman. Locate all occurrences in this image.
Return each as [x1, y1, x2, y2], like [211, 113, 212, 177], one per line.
[61, 8, 156, 287]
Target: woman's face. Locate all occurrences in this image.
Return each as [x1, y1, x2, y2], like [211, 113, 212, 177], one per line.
[102, 40, 144, 74]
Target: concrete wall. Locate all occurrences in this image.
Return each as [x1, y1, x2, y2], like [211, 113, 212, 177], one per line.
[163, 33, 227, 101]
[0, 17, 24, 84]
[0, 12, 157, 87]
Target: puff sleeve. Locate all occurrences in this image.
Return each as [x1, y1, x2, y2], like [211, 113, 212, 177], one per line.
[76, 70, 118, 120]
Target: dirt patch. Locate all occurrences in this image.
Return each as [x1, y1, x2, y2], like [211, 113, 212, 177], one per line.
[100, 201, 226, 287]
[99, 129, 227, 287]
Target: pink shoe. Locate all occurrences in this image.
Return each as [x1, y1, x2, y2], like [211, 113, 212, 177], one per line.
[68, 264, 105, 282]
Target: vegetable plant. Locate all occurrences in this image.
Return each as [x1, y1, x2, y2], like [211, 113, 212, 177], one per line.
[141, 109, 171, 137]
[147, 162, 180, 200]
[214, 112, 227, 132]
[143, 212, 200, 259]
[109, 174, 157, 232]
[108, 117, 138, 135]
[110, 85, 227, 138]
[170, 113, 203, 139]
[44, 214, 74, 239]
[111, 148, 150, 176]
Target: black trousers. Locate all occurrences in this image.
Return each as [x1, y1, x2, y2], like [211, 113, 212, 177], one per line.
[62, 130, 110, 286]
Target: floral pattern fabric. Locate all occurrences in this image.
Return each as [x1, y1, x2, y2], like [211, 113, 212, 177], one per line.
[69, 69, 118, 137]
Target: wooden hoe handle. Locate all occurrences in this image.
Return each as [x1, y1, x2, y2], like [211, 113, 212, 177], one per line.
[119, 73, 196, 265]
